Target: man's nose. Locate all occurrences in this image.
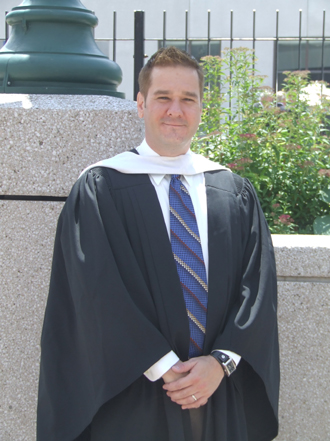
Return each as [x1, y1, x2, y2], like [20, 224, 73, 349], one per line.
[167, 99, 183, 117]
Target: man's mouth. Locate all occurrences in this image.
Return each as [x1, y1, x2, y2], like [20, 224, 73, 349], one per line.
[162, 121, 186, 127]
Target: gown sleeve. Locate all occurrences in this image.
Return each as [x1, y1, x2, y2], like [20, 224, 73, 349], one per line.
[37, 170, 173, 441]
[210, 177, 279, 438]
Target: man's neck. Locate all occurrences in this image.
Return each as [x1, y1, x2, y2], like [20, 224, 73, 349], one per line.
[145, 139, 191, 157]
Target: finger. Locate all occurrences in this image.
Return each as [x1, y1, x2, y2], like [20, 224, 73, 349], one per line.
[168, 390, 207, 406]
[182, 397, 208, 410]
[170, 393, 203, 406]
[171, 359, 197, 373]
[163, 375, 194, 392]
[166, 385, 196, 401]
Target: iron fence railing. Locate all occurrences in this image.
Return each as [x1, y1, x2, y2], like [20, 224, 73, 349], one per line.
[99, 9, 329, 99]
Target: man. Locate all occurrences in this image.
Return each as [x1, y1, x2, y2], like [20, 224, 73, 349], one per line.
[37, 47, 279, 441]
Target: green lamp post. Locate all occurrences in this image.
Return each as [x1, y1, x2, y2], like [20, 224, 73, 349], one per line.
[0, 0, 124, 97]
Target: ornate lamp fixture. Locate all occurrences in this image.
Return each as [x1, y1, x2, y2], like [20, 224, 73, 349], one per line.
[0, 0, 124, 97]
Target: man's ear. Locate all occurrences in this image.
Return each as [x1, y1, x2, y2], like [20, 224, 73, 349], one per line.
[137, 92, 145, 118]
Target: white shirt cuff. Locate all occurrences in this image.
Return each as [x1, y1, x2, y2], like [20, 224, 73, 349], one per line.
[144, 351, 180, 382]
[213, 350, 241, 366]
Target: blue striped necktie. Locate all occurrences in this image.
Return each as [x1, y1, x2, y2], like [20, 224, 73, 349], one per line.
[169, 174, 208, 358]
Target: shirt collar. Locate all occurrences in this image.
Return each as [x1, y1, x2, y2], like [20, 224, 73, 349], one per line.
[136, 139, 194, 187]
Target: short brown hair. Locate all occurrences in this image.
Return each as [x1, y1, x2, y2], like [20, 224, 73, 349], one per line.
[138, 46, 204, 99]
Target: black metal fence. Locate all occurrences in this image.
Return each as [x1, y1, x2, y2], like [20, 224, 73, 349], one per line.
[3, 9, 330, 100]
[130, 9, 330, 99]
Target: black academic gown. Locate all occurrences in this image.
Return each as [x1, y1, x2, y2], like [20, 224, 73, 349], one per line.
[37, 167, 279, 441]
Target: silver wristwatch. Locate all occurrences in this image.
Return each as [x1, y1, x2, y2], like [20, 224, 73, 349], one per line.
[210, 350, 236, 377]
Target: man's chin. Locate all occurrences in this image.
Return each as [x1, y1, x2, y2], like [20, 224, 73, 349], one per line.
[159, 131, 189, 146]
[160, 136, 188, 148]
[156, 139, 191, 156]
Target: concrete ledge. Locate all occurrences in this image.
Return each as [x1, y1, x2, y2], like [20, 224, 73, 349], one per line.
[272, 235, 330, 280]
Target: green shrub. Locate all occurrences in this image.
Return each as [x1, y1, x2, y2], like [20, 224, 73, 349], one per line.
[192, 48, 330, 234]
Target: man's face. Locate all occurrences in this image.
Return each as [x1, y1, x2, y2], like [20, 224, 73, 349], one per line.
[137, 66, 202, 157]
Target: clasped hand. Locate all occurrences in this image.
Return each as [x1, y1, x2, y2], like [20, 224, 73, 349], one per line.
[162, 355, 224, 409]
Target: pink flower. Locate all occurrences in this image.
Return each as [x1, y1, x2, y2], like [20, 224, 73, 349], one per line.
[239, 133, 257, 139]
[298, 161, 314, 168]
[278, 214, 294, 225]
[238, 157, 253, 164]
[318, 169, 330, 177]
[227, 163, 237, 169]
[272, 203, 280, 208]
[285, 144, 302, 150]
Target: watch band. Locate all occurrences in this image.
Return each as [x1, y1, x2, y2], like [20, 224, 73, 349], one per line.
[210, 350, 237, 377]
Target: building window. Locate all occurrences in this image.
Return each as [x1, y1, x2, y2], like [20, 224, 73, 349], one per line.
[277, 40, 330, 89]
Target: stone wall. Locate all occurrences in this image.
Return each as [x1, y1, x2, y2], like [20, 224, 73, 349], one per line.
[0, 95, 329, 440]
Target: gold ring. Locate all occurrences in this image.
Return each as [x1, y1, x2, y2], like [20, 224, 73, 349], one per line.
[192, 394, 197, 401]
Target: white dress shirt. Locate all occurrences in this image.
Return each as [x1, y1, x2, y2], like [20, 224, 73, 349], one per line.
[134, 141, 241, 381]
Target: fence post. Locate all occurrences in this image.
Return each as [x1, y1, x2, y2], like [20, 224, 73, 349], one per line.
[5, 11, 9, 43]
[273, 10, 279, 92]
[252, 9, 256, 72]
[163, 10, 166, 48]
[185, 10, 189, 52]
[321, 10, 326, 82]
[207, 10, 211, 55]
[229, 10, 233, 115]
[298, 9, 302, 70]
[134, 10, 145, 101]
[113, 11, 117, 62]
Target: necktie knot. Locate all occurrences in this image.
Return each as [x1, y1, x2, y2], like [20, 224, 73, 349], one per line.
[171, 174, 181, 181]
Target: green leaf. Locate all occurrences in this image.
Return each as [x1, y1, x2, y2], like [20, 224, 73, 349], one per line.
[313, 215, 330, 235]
[320, 188, 330, 204]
